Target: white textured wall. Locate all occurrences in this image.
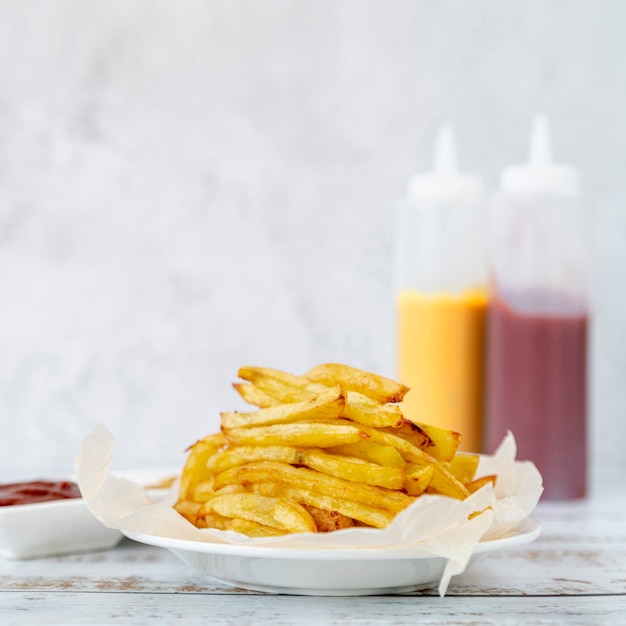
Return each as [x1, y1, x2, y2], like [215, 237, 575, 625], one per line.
[1, 0, 624, 470]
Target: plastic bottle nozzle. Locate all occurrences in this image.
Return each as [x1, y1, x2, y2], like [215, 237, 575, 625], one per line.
[529, 114, 552, 169]
[433, 125, 458, 177]
[501, 114, 579, 196]
[407, 125, 482, 203]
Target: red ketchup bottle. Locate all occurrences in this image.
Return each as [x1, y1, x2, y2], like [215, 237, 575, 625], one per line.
[485, 115, 590, 499]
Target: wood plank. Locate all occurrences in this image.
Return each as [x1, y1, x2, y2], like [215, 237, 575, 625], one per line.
[2, 592, 625, 625]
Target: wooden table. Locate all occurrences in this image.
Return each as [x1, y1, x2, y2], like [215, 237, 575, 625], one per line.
[2, 468, 625, 625]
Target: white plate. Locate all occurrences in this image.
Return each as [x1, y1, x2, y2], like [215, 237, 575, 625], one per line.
[123, 516, 541, 596]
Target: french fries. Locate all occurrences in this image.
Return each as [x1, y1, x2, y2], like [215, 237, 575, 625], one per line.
[174, 363, 495, 535]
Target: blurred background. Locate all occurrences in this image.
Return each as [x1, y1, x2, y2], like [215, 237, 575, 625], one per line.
[0, 0, 624, 472]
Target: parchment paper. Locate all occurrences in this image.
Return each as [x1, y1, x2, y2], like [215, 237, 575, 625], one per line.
[75, 424, 543, 595]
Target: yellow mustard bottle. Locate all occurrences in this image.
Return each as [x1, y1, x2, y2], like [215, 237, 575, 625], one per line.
[395, 127, 487, 452]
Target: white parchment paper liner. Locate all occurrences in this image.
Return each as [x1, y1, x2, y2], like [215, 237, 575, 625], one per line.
[75, 424, 543, 595]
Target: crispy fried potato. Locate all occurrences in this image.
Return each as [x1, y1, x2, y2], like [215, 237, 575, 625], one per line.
[237, 366, 325, 402]
[404, 464, 434, 496]
[174, 362, 496, 537]
[220, 385, 345, 430]
[232, 383, 279, 408]
[448, 454, 480, 485]
[467, 475, 497, 493]
[235, 367, 404, 428]
[328, 441, 406, 469]
[173, 499, 203, 524]
[299, 448, 406, 490]
[222, 420, 369, 448]
[303, 505, 355, 532]
[207, 445, 300, 473]
[178, 433, 226, 501]
[227, 518, 287, 537]
[207, 445, 403, 489]
[363, 427, 469, 500]
[256, 482, 394, 529]
[200, 492, 316, 533]
[416, 422, 462, 462]
[342, 402, 404, 428]
[213, 461, 414, 514]
[306, 363, 409, 404]
[381, 421, 431, 450]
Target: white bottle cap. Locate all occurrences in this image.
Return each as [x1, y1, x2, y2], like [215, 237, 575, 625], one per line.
[406, 126, 483, 204]
[501, 114, 580, 196]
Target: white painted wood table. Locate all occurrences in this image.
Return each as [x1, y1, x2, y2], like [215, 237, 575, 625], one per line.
[2, 468, 625, 625]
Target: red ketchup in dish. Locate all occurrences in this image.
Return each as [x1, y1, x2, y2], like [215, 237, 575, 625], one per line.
[0, 480, 82, 506]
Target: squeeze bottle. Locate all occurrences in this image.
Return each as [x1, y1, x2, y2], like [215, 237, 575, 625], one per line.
[396, 127, 487, 452]
[485, 115, 589, 499]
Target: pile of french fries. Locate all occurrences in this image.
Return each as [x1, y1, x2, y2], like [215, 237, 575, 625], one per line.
[174, 363, 495, 537]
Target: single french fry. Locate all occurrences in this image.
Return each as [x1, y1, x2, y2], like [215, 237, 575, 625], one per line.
[467, 475, 497, 493]
[200, 492, 316, 533]
[448, 454, 480, 485]
[178, 433, 226, 501]
[404, 464, 435, 496]
[220, 385, 345, 430]
[227, 518, 287, 537]
[305, 363, 410, 404]
[328, 441, 406, 469]
[381, 421, 431, 449]
[302, 504, 355, 531]
[222, 420, 369, 448]
[415, 422, 462, 462]
[343, 402, 404, 428]
[232, 383, 280, 408]
[237, 366, 326, 402]
[299, 448, 406, 490]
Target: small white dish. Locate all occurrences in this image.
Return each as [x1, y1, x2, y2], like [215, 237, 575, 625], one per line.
[0, 468, 178, 560]
[0, 495, 122, 560]
[123, 517, 541, 596]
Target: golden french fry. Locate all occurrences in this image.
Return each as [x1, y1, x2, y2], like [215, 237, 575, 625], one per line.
[342, 402, 404, 428]
[227, 518, 287, 537]
[448, 454, 480, 485]
[255, 482, 395, 529]
[174, 362, 498, 537]
[363, 427, 469, 500]
[467, 475, 497, 493]
[416, 422, 462, 462]
[196, 510, 232, 530]
[305, 363, 410, 404]
[190, 479, 246, 503]
[404, 464, 434, 496]
[190, 479, 218, 502]
[178, 433, 226, 501]
[222, 420, 368, 448]
[173, 499, 203, 524]
[213, 461, 414, 514]
[302, 505, 355, 531]
[381, 421, 431, 449]
[209, 445, 404, 489]
[237, 366, 326, 402]
[207, 445, 299, 473]
[232, 383, 279, 408]
[299, 448, 405, 490]
[200, 492, 316, 533]
[220, 385, 345, 430]
[328, 441, 406, 469]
